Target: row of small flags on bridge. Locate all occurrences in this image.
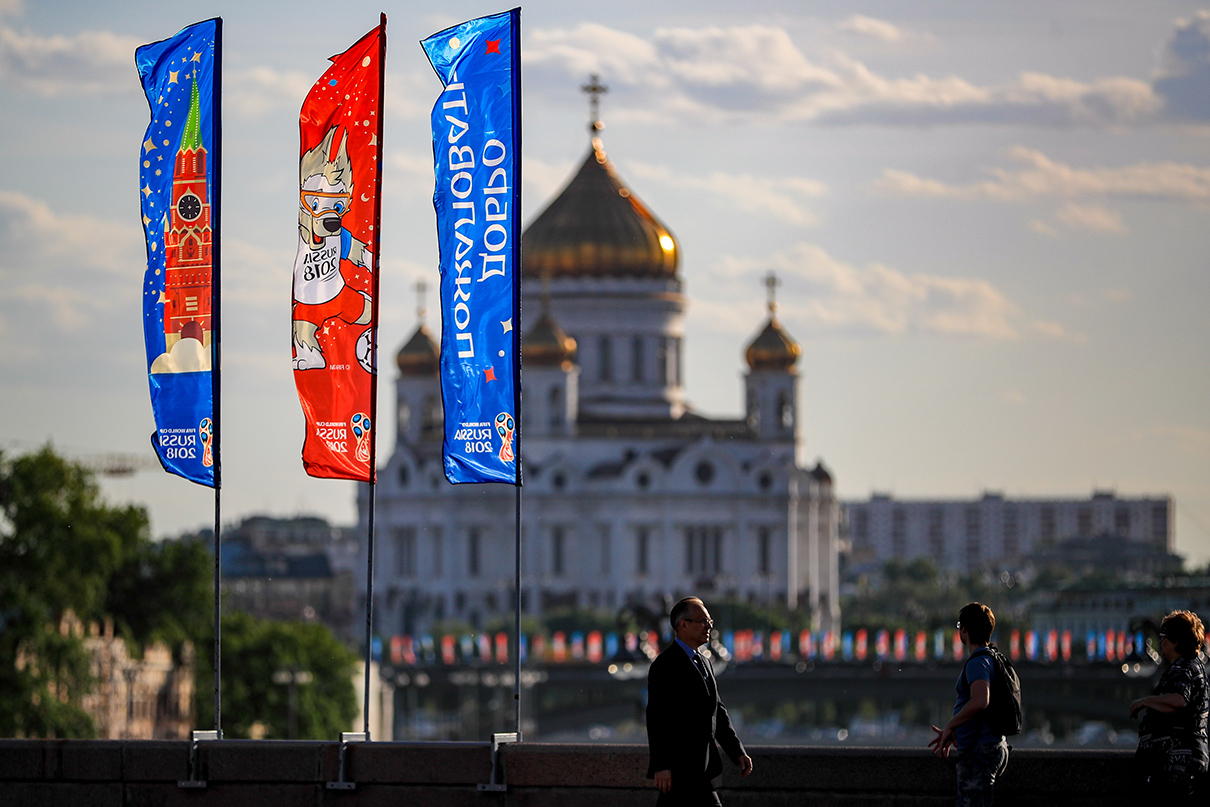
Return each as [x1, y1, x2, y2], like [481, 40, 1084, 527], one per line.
[377, 627, 1149, 668]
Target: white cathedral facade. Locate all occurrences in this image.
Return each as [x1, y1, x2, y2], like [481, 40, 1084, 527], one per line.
[358, 110, 840, 639]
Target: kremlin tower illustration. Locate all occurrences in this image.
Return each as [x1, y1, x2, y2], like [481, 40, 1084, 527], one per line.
[162, 72, 212, 351]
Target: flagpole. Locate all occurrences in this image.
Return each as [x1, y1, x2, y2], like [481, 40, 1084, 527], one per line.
[510, 7, 523, 739]
[360, 12, 388, 740]
[210, 16, 224, 738]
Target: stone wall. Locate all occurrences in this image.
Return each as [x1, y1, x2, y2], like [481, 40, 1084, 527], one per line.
[0, 739, 1143, 806]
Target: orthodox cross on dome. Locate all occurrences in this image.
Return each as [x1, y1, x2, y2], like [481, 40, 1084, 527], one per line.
[764, 271, 780, 315]
[414, 279, 427, 325]
[581, 74, 608, 130]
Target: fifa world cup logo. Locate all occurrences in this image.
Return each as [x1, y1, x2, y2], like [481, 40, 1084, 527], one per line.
[351, 413, 372, 463]
[495, 412, 515, 463]
[199, 418, 214, 467]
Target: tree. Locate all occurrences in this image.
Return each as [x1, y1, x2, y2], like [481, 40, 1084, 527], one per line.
[0, 446, 150, 737]
[105, 533, 211, 654]
[194, 612, 358, 740]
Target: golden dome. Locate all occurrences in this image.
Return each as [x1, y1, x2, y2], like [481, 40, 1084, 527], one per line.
[745, 317, 801, 373]
[522, 310, 577, 369]
[396, 324, 438, 376]
[522, 134, 679, 279]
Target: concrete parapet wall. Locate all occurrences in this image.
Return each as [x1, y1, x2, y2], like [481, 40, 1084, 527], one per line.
[0, 739, 1139, 806]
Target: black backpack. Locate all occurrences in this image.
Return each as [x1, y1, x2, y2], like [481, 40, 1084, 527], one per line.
[960, 644, 1023, 737]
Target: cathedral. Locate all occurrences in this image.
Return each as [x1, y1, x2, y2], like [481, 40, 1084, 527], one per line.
[360, 88, 840, 638]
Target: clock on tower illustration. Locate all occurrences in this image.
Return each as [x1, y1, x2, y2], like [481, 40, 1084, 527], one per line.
[163, 72, 213, 352]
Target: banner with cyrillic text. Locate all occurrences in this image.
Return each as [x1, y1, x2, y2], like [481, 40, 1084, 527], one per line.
[422, 8, 521, 485]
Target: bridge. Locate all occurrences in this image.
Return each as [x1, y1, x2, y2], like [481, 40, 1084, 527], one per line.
[0, 738, 1143, 806]
[389, 659, 1157, 742]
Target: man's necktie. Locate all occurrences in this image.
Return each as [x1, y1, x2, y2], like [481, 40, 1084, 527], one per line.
[693, 653, 708, 680]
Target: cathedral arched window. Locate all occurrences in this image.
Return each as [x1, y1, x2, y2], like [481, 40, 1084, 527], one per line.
[548, 386, 562, 429]
[398, 400, 410, 435]
[598, 335, 613, 382]
[632, 335, 644, 382]
[778, 390, 793, 429]
[422, 395, 441, 439]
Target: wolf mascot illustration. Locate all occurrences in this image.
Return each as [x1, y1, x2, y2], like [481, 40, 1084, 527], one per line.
[292, 126, 372, 370]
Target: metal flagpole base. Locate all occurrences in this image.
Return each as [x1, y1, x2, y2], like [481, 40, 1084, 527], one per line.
[178, 729, 221, 788]
[326, 731, 368, 791]
[478, 732, 520, 792]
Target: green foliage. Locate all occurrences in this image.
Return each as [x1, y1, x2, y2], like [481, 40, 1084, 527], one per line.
[194, 612, 358, 740]
[841, 558, 1017, 633]
[106, 535, 212, 656]
[0, 445, 155, 737]
[483, 614, 544, 636]
[542, 607, 619, 635]
[708, 598, 811, 633]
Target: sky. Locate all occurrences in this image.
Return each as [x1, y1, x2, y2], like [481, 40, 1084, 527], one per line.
[1, 0, 1208, 566]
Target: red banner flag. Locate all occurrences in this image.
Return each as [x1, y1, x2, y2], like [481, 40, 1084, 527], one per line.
[292, 20, 385, 480]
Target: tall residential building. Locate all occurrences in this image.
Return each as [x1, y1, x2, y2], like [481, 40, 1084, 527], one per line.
[360, 99, 841, 637]
[843, 490, 1176, 576]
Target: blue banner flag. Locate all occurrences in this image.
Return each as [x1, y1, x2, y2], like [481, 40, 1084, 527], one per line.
[136, 19, 221, 487]
[422, 9, 521, 486]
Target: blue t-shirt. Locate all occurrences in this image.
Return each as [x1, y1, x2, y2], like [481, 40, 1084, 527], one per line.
[954, 650, 1003, 750]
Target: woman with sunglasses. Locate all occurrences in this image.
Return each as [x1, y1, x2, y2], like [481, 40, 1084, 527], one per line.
[1129, 610, 1208, 803]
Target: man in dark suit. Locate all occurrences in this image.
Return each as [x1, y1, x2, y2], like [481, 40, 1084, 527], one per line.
[646, 597, 753, 805]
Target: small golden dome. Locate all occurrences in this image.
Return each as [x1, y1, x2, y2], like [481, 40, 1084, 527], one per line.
[522, 136, 679, 279]
[522, 311, 577, 370]
[396, 324, 438, 376]
[745, 317, 801, 373]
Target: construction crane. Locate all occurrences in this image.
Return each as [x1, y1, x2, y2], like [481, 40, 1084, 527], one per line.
[75, 453, 161, 477]
[1, 440, 160, 477]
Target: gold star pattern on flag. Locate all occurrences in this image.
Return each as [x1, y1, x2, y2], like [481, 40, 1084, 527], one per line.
[144, 138, 156, 152]
[169, 71, 179, 84]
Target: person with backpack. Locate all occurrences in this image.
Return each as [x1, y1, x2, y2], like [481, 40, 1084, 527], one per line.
[929, 602, 1020, 807]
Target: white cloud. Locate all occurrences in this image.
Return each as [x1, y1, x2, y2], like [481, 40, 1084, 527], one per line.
[223, 239, 291, 309]
[224, 66, 314, 117]
[707, 243, 1021, 339]
[0, 189, 139, 273]
[877, 147, 1210, 203]
[388, 150, 438, 187]
[837, 15, 903, 43]
[628, 161, 826, 225]
[525, 22, 1161, 126]
[0, 0, 22, 18]
[1153, 10, 1210, 122]
[1029, 320, 1088, 344]
[522, 156, 574, 209]
[1053, 203, 1127, 234]
[150, 337, 210, 374]
[1147, 424, 1210, 455]
[0, 190, 141, 350]
[0, 24, 139, 96]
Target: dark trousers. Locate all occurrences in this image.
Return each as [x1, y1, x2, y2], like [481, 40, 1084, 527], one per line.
[655, 778, 721, 807]
[955, 739, 1009, 807]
